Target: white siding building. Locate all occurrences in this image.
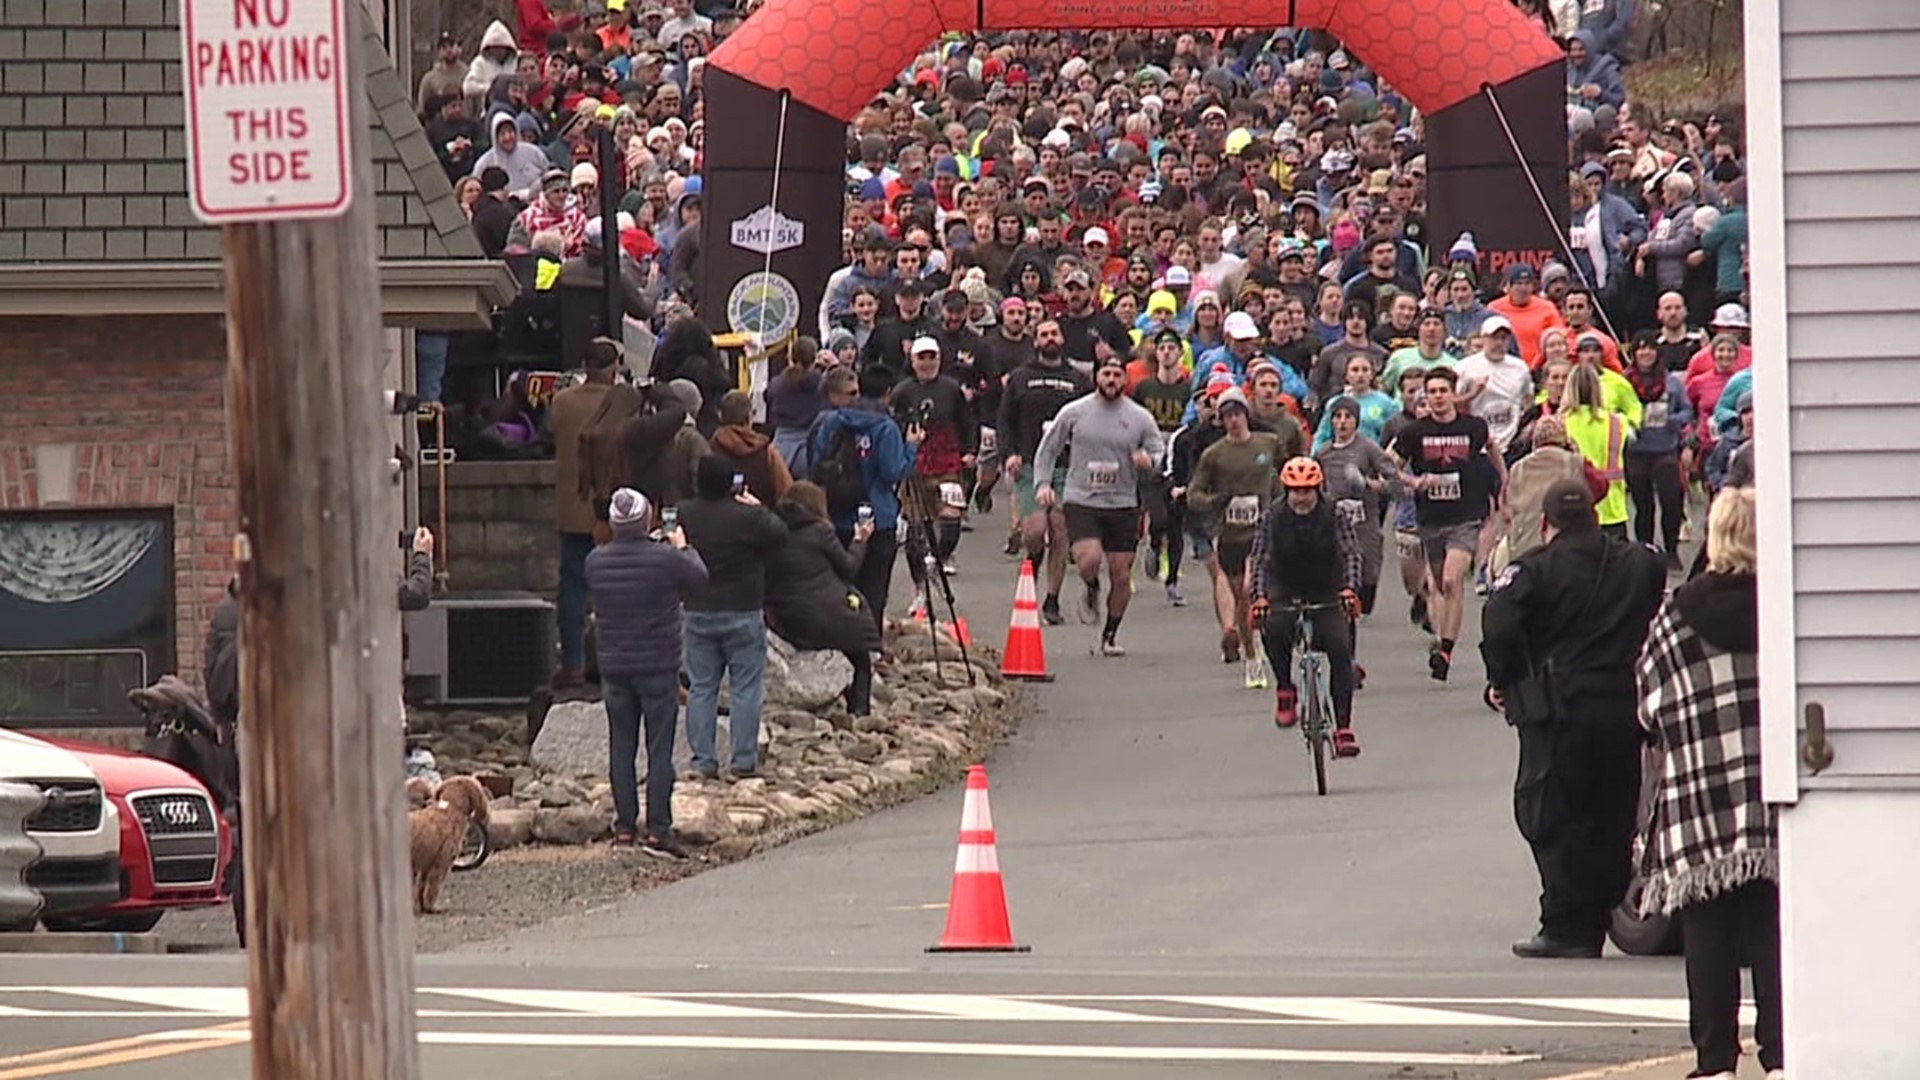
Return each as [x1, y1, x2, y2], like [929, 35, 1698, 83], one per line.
[1748, 0, 1920, 1073]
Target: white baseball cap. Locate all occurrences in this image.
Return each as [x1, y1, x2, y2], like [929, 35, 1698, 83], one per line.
[1224, 311, 1261, 340]
[910, 336, 941, 356]
[1480, 314, 1513, 336]
[1164, 265, 1193, 287]
[1711, 302, 1750, 329]
[1081, 226, 1111, 247]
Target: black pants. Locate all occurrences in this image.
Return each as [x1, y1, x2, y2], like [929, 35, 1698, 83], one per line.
[1259, 605, 1354, 724]
[845, 649, 874, 716]
[844, 527, 900, 635]
[1625, 451, 1684, 552]
[1682, 880, 1784, 1075]
[1513, 713, 1642, 946]
[1163, 499, 1188, 584]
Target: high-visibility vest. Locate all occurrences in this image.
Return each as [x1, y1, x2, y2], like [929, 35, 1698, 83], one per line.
[1564, 407, 1630, 526]
[534, 259, 560, 292]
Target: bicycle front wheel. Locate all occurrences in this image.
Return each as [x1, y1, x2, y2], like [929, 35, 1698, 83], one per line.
[1299, 655, 1330, 796]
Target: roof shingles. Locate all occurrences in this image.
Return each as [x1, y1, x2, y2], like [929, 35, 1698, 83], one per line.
[0, 0, 481, 262]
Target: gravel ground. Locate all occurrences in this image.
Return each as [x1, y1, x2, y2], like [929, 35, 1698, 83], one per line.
[157, 686, 1020, 955]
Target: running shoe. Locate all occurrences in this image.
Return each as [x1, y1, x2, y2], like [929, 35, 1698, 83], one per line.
[1243, 656, 1269, 689]
[942, 561, 958, 577]
[1166, 583, 1186, 607]
[1003, 531, 1022, 557]
[1143, 546, 1161, 582]
[1041, 595, 1064, 626]
[1080, 579, 1101, 623]
[1221, 628, 1241, 663]
[1272, 688, 1298, 728]
[1097, 635, 1126, 657]
[1333, 728, 1361, 758]
[641, 832, 689, 861]
[1428, 645, 1452, 682]
[1473, 567, 1490, 596]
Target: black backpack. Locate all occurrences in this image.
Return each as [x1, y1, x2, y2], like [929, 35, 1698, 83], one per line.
[813, 422, 870, 516]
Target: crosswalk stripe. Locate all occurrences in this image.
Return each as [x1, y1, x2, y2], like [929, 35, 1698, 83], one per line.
[141, 1026, 1541, 1066]
[1167, 996, 1553, 1027]
[799, 994, 1144, 1023]
[422, 989, 808, 1019]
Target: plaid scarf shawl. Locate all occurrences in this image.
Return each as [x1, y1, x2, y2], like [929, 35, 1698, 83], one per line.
[1635, 573, 1777, 916]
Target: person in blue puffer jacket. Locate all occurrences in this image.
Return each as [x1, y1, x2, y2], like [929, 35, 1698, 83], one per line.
[809, 364, 922, 630]
[1623, 333, 1694, 568]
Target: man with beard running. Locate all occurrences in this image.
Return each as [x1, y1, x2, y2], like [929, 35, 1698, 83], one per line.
[1032, 354, 1167, 656]
[974, 296, 1038, 551]
[1000, 318, 1092, 624]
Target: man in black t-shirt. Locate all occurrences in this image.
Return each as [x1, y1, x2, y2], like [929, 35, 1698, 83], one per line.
[1390, 367, 1505, 682]
[1056, 266, 1133, 373]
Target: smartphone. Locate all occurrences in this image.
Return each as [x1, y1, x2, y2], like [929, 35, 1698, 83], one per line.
[661, 506, 678, 531]
[731, 472, 747, 496]
[856, 504, 874, 527]
[398, 529, 414, 549]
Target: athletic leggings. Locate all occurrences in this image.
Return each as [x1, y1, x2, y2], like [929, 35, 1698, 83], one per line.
[1625, 451, 1684, 552]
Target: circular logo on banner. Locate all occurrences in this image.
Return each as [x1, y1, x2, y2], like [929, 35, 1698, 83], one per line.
[726, 271, 800, 341]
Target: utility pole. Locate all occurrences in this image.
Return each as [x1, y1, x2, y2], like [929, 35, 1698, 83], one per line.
[211, 0, 420, 1074]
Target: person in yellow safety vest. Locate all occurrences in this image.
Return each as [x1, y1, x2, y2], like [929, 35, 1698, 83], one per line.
[1575, 332, 1643, 429]
[530, 228, 566, 291]
[1559, 364, 1633, 535]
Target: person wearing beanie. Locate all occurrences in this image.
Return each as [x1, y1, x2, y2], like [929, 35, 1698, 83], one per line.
[1480, 475, 1666, 960]
[585, 487, 708, 855]
[676, 456, 789, 782]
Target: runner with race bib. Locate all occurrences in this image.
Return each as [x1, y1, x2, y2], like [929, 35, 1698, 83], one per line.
[1032, 355, 1167, 657]
[1186, 387, 1285, 689]
[1390, 367, 1505, 683]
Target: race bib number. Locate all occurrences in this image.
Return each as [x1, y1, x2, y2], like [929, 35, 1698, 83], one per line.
[1483, 405, 1513, 432]
[939, 482, 968, 509]
[1644, 400, 1670, 428]
[978, 426, 998, 452]
[1426, 471, 1462, 502]
[1395, 530, 1421, 560]
[1225, 495, 1261, 527]
[1085, 460, 1121, 490]
[1568, 226, 1589, 249]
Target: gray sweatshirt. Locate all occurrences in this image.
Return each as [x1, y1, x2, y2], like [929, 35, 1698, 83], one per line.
[1032, 392, 1167, 510]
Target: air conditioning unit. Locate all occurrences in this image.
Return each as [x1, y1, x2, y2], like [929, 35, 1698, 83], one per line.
[404, 593, 554, 706]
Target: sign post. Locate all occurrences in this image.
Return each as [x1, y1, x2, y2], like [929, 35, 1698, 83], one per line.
[184, 0, 420, 1075]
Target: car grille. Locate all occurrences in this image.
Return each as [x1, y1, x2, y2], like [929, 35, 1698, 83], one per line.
[25, 855, 118, 888]
[24, 781, 104, 833]
[131, 792, 220, 887]
[132, 793, 215, 836]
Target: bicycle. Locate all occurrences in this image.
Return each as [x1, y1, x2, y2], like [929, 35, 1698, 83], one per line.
[1274, 601, 1341, 797]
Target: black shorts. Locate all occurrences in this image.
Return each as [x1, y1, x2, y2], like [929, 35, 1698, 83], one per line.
[1064, 504, 1141, 553]
[1217, 539, 1253, 577]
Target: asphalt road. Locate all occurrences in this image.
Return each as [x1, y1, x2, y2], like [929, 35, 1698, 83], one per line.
[0, 532, 1693, 1079]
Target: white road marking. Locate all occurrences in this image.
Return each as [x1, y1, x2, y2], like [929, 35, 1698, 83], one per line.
[0, 987, 1700, 1028]
[1168, 996, 1554, 1027]
[143, 1026, 1540, 1066]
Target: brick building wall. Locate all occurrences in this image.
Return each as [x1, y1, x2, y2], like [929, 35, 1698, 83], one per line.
[0, 314, 232, 688]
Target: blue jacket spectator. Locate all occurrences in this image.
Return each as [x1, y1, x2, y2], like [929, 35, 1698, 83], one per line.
[1713, 368, 1752, 438]
[809, 365, 920, 629]
[1566, 31, 1626, 109]
[1580, 0, 1636, 61]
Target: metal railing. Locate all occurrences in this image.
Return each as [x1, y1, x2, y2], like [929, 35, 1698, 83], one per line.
[0, 782, 45, 928]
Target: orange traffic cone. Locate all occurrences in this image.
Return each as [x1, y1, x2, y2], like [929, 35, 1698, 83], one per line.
[910, 605, 972, 648]
[928, 765, 1029, 953]
[1000, 559, 1053, 682]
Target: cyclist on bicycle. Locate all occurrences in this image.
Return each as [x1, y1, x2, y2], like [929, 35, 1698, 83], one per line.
[1248, 457, 1366, 758]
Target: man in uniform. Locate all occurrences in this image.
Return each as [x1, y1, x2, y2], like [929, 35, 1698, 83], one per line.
[1480, 479, 1665, 959]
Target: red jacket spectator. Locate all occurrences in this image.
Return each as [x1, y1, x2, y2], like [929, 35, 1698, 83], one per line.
[515, 0, 579, 54]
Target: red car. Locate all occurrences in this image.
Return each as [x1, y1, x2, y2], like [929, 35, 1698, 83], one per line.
[42, 739, 232, 933]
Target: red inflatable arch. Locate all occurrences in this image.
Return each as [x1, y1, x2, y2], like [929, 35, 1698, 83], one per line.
[696, 1, 1569, 340]
[710, 0, 1564, 122]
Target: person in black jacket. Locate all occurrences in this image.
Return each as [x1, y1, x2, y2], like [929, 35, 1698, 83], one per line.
[892, 336, 977, 596]
[1481, 478, 1667, 959]
[765, 482, 884, 716]
[650, 316, 732, 435]
[586, 488, 708, 856]
[469, 167, 517, 258]
[677, 455, 788, 780]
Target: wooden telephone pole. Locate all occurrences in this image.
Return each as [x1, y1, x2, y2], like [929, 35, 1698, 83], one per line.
[217, 0, 420, 1074]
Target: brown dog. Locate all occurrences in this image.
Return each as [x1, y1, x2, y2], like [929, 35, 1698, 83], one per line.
[408, 776, 490, 914]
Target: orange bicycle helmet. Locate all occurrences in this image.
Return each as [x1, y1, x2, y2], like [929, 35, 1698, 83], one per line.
[1278, 456, 1323, 489]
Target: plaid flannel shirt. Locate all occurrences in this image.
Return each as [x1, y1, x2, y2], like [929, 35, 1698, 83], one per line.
[1248, 497, 1363, 606]
[1634, 593, 1777, 916]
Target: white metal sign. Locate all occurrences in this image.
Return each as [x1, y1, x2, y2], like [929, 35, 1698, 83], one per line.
[180, 0, 353, 222]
